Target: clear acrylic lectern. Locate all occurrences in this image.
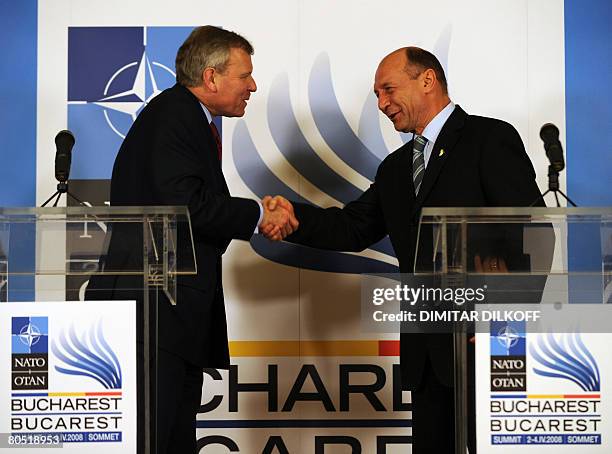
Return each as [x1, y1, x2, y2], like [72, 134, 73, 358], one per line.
[0, 206, 195, 454]
[416, 207, 612, 454]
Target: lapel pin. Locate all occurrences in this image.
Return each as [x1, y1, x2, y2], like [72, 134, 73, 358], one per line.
[439, 149, 445, 157]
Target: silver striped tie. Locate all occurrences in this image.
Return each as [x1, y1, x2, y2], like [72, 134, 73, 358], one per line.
[412, 135, 428, 195]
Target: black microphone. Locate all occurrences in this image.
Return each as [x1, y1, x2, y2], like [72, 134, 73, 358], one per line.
[54, 130, 75, 182]
[539, 123, 564, 172]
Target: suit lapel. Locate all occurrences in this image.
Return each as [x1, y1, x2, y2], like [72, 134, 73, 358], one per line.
[411, 106, 467, 213]
[395, 140, 417, 209]
[177, 84, 230, 195]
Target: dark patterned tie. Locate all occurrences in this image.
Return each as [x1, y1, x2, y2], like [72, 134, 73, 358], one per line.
[209, 121, 222, 161]
[412, 135, 428, 195]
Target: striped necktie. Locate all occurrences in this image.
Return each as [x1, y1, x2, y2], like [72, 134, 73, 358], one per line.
[412, 135, 428, 195]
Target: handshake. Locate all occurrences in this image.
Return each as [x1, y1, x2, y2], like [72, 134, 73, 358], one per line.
[258, 196, 297, 241]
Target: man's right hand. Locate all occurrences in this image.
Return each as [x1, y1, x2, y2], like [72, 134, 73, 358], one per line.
[259, 196, 298, 241]
[259, 195, 298, 241]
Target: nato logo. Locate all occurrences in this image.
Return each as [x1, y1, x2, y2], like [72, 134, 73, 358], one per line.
[490, 321, 526, 356]
[12, 316, 48, 354]
[11, 317, 49, 390]
[67, 26, 194, 180]
[490, 321, 527, 391]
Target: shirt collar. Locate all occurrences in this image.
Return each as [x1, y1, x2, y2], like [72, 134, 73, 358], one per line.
[420, 101, 455, 146]
[199, 102, 213, 124]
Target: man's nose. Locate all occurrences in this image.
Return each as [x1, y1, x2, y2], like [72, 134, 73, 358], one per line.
[378, 94, 389, 112]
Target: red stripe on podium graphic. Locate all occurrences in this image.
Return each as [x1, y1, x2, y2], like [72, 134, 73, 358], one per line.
[378, 340, 400, 356]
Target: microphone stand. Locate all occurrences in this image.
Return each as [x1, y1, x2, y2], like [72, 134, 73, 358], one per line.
[531, 165, 577, 208]
[41, 180, 87, 207]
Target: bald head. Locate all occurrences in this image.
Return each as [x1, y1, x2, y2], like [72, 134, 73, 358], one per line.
[374, 47, 451, 134]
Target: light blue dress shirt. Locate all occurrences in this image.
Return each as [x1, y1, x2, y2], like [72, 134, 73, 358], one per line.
[418, 101, 455, 168]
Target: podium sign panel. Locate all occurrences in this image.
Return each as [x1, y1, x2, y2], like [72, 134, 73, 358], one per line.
[0, 301, 136, 452]
[476, 330, 611, 451]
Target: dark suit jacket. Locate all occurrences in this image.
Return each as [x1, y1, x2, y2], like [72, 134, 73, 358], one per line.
[94, 83, 260, 369]
[286, 105, 544, 388]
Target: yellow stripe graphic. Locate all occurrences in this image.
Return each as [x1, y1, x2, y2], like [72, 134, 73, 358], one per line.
[526, 395, 565, 399]
[47, 392, 86, 397]
[229, 340, 381, 357]
[229, 341, 299, 357]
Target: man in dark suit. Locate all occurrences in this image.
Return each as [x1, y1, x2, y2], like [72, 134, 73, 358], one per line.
[100, 26, 297, 453]
[263, 47, 544, 453]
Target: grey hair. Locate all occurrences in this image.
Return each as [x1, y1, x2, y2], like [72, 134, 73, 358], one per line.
[175, 25, 254, 87]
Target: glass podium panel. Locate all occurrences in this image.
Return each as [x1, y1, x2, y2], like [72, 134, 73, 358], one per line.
[0, 206, 195, 454]
[413, 207, 612, 454]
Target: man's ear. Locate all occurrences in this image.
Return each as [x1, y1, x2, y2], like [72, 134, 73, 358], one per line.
[421, 68, 436, 93]
[203, 67, 217, 92]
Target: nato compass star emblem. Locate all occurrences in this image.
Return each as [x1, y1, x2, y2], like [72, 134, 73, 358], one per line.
[12, 316, 48, 354]
[490, 321, 526, 356]
[68, 29, 177, 140]
[18, 322, 42, 348]
[496, 325, 520, 350]
[85, 49, 175, 139]
[67, 26, 194, 179]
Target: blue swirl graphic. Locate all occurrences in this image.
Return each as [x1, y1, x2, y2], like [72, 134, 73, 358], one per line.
[52, 320, 122, 389]
[572, 331, 601, 388]
[268, 73, 363, 203]
[529, 332, 600, 392]
[308, 54, 382, 181]
[232, 120, 306, 204]
[357, 91, 390, 161]
[250, 235, 398, 274]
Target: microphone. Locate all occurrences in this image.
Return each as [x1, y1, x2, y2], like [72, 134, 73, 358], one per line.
[54, 130, 75, 182]
[539, 123, 564, 172]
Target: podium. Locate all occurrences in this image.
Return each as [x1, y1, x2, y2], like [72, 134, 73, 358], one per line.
[0, 206, 195, 453]
[415, 207, 612, 454]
